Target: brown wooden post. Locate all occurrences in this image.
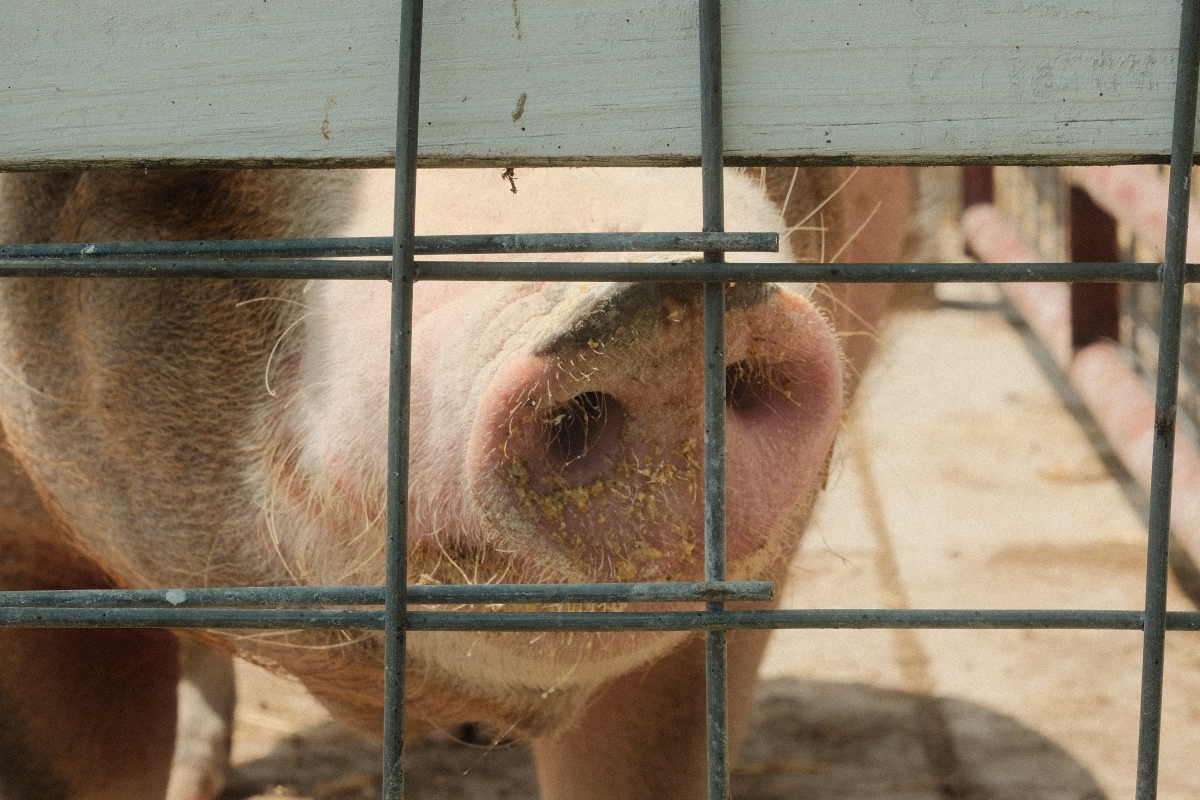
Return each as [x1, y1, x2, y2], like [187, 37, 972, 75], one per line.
[962, 166, 994, 207]
[1068, 184, 1121, 349]
[962, 166, 995, 263]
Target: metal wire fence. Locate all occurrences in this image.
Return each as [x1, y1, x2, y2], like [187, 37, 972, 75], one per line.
[1, 2, 1200, 799]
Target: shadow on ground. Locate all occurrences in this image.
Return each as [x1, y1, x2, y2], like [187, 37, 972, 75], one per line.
[219, 678, 1106, 800]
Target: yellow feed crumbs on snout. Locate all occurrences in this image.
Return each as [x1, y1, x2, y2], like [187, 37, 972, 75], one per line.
[506, 435, 700, 522]
[502, 438, 704, 581]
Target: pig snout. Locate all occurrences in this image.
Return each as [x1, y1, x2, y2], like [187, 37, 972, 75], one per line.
[466, 281, 843, 584]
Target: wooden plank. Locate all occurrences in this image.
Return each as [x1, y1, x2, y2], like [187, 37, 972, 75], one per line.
[0, 0, 1192, 169]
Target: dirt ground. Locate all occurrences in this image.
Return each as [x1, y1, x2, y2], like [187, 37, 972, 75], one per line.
[217, 283, 1200, 799]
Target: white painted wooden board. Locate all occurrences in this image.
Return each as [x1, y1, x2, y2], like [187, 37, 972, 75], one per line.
[0, 1, 1192, 168]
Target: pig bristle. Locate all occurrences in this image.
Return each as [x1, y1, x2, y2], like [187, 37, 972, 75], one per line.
[807, 287, 878, 404]
[725, 359, 804, 415]
[0, 357, 68, 402]
[261, 457, 304, 586]
[793, 166, 861, 232]
[828, 200, 885, 264]
[235, 295, 314, 312]
[262, 312, 312, 398]
[223, 628, 377, 652]
[541, 391, 605, 467]
[810, 284, 885, 340]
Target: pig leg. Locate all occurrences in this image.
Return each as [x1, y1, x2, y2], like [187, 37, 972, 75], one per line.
[532, 623, 770, 800]
[165, 641, 236, 800]
[0, 439, 180, 800]
[0, 626, 179, 800]
[0, 543, 180, 800]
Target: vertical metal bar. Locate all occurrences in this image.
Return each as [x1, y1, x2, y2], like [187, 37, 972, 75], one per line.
[383, 0, 424, 796]
[698, 0, 729, 798]
[1135, 2, 1200, 798]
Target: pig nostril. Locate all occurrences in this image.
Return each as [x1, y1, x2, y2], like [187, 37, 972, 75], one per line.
[726, 362, 751, 412]
[726, 360, 788, 417]
[544, 392, 622, 469]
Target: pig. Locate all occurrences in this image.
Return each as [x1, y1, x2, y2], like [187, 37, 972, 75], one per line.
[0, 164, 913, 800]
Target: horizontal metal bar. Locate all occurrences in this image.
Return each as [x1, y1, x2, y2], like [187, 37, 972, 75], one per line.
[0, 238, 392, 260]
[0, 586, 384, 609]
[0, 258, 393, 279]
[414, 261, 1169, 283]
[430, 579, 775, 603]
[410, 608, 1200, 632]
[0, 580, 773, 609]
[0, 608, 384, 629]
[7, 607, 1200, 632]
[0, 232, 776, 260]
[414, 232, 777, 255]
[0, 259, 1173, 282]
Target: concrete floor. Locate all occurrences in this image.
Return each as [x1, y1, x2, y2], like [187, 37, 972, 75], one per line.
[222, 283, 1200, 799]
[758, 282, 1200, 799]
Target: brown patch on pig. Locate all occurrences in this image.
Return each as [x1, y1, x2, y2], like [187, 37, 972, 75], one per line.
[0, 170, 360, 590]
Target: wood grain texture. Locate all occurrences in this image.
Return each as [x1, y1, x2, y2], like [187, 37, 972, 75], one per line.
[1, 1, 1191, 168]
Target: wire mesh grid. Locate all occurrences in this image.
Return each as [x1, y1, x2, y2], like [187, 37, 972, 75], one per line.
[1, 2, 1199, 799]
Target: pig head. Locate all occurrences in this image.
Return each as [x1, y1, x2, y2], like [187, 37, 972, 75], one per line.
[0, 166, 911, 800]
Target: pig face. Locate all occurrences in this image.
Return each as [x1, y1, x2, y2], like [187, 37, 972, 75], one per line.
[256, 169, 847, 730]
[0, 167, 849, 739]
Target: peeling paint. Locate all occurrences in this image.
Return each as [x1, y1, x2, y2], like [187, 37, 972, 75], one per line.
[321, 96, 336, 141]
